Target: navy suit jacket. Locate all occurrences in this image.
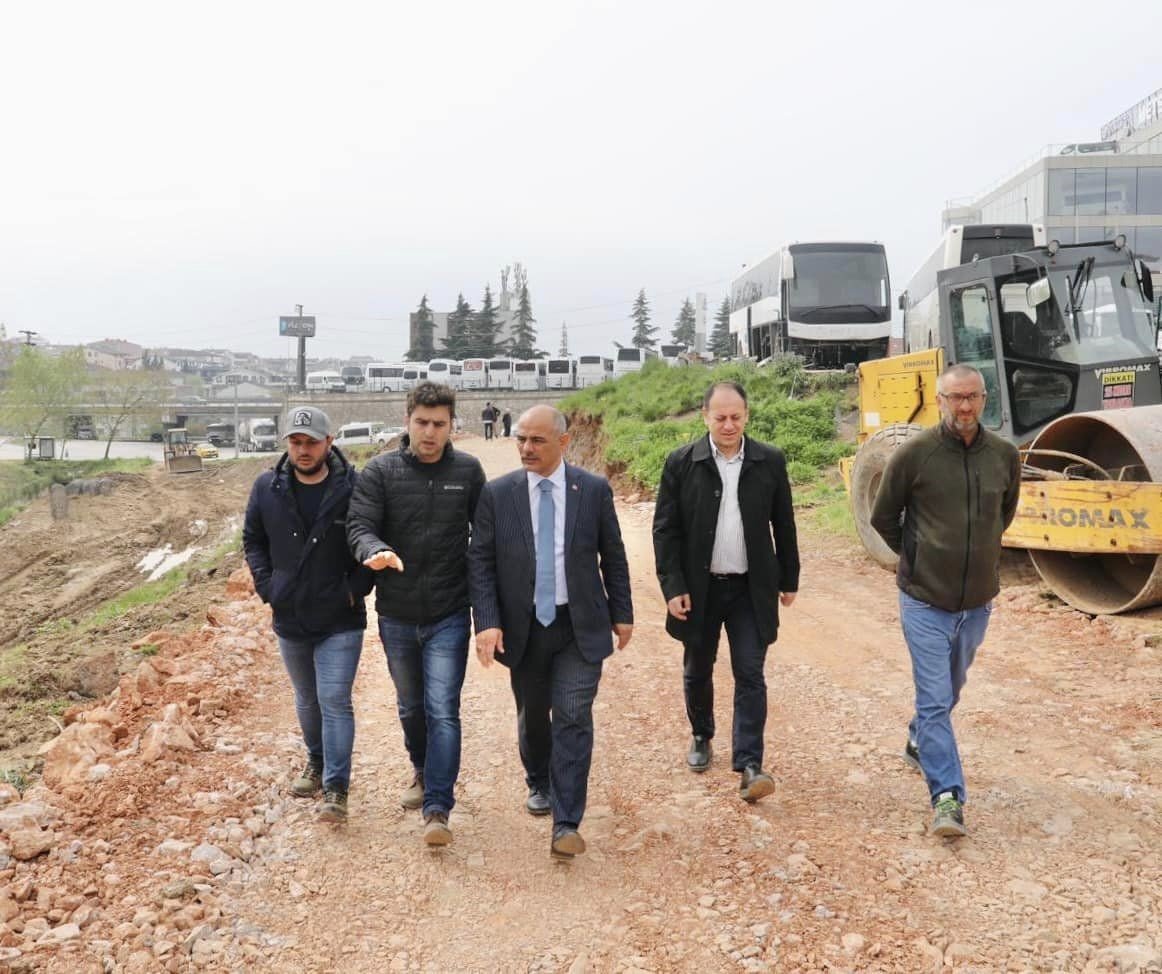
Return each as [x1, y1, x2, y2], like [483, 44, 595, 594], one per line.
[468, 463, 633, 668]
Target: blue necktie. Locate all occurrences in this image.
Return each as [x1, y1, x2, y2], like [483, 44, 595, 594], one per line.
[535, 479, 556, 626]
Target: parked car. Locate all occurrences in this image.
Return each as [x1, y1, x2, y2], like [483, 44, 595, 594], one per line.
[194, 442, 219, 459]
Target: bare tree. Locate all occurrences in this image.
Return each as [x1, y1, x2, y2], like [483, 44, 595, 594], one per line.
[90, 367, 169, 459]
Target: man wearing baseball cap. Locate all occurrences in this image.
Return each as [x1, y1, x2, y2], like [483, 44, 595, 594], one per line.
[242, 406, 373, 823]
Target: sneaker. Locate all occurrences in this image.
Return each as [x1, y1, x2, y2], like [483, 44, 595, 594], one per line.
[931, 791, 967, 838]
[318, 789, 348, 824]
[903, 738, 922, 774]
[290, 761, 323, 798]
[400, 771, 424, 810]
[739, 764, 775, 803]
[423, 811, 452, 846]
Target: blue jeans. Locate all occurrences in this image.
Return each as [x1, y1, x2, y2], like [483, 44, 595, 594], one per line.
[378, 609, 470, 816]
[278, 629, 364, 792]
[899, 591, 992, 805]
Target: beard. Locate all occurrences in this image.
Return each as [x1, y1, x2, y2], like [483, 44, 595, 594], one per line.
[292, 456, 327, 476]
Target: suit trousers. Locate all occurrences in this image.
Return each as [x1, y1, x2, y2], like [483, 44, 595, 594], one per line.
[683, 574, 769, 771]
[509, 607, 603, 829]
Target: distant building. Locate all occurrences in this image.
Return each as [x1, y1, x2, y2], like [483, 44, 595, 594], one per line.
[85, 339, 144, 370]
[942, 87, 1162, 272]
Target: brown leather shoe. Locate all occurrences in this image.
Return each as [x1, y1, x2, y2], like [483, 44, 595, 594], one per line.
[550, 828, 586, 859]
[423, 811, 452, 846]
[739, 765, 775, 803]
[400, 771, 424, 810]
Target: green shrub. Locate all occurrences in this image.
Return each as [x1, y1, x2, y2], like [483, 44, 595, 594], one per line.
[563, 360, 855, 494]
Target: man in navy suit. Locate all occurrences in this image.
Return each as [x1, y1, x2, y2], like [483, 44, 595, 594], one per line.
[469, 405, 633, 859]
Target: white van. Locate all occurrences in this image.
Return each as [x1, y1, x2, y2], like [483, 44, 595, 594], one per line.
[333, 421, 386, 447]
[306, 370, 347, 393]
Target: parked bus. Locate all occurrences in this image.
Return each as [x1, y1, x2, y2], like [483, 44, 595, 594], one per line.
[365, 362, 406, 393]
[306, 370, 347, 393]
[461, 358, 488, 389]
[576, 355, 613, 387]
[659, 344, 687, 366]
[900, 224, 1047, 355]
[488, 358, 514, 389]
[426, 358, 463, 388]
[730, 241, 891, 367]
[512, 359, 545, 391]
[400, 363, 428, 390]
[613, 347, 657, 377]
[544, 357, 575, 389]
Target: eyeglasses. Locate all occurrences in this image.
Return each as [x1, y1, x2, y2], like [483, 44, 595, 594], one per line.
[939, 392, 986, 405]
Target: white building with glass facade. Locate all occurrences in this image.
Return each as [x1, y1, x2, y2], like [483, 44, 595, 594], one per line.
[942, 88, 1162, 273]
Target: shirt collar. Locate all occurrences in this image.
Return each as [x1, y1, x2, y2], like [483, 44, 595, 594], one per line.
[528, 462, 567, 490]
[710, 436, 745, 463]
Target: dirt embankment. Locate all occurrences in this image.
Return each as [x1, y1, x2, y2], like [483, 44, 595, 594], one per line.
[0, 461, 269, 759]
[0, 434, 1157, 972]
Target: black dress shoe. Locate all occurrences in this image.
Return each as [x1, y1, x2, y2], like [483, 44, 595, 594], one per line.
[550, 827, 586, 859]
[687, 735, 712, 772]
[739, 764, 775, 803]
[525, 788, 551, 817]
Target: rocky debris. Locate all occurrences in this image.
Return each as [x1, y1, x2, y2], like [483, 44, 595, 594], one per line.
[140, 704, 201, 763]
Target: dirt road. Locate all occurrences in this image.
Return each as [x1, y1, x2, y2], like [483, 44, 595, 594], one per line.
[13, 432, 1162, 972]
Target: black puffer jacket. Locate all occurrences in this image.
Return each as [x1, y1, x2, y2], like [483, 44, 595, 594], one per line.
[347, 437, 485, 624]
[242, 447, 374, 640]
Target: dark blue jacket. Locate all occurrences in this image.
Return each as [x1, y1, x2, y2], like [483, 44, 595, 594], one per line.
[242, 447, 374, 640]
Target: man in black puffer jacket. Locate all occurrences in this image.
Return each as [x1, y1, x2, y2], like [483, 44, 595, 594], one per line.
[347, 382, 485, 847]
[243, 406, 374, 825]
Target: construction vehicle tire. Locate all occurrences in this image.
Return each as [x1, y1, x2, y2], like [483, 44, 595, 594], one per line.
[850, 423, 927, 571]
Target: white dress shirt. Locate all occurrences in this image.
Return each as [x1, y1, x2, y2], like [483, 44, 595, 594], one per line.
[709, 437, 748, 575]
[528, 462, 569, 604]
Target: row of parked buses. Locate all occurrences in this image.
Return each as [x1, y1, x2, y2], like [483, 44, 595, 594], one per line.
[354, 347, 688, 393]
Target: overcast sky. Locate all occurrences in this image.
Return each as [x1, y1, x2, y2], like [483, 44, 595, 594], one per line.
[2, 1, 1160, 364]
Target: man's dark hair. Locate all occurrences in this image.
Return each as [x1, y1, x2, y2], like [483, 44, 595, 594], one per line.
[407, 381, 456, 418]
[702, 380, 748, 410]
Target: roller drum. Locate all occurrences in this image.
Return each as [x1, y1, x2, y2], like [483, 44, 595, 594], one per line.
[1023, 405, 1162, 614]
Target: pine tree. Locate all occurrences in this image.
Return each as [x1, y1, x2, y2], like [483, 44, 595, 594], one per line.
[709, 295, 733, 359]
[671, 298, 696, 347]
[509, 283, 538, 360]
[630, 289, 657, 350]
[472, 285, 503, 358]
[441, 294, 474, 358]
[408, 295, 437, 360]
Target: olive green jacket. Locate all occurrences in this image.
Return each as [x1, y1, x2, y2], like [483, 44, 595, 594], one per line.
[870, 423, 1021, 612]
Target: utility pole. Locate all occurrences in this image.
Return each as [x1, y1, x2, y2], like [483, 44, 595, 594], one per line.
[559, 322, 569, 357]
[18, 329, 37, 346]
[233, 382, 240, 460]
[296, 304, 306, 393]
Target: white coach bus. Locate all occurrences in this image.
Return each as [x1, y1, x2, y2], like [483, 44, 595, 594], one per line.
[400, 363, 428, 390]
[512, 359, 545, 390]
[461, 358, 488, 389]
[613, 347, 656, 377]
[487, 358, 514, 389]
[365, 362, 406, 392]
[900, 224, 1046, 354]
[576, 355, 613, 387]
[730, 241, 891, 367]
[544, 357, 575, 389]
[426, 358, 463, 389]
